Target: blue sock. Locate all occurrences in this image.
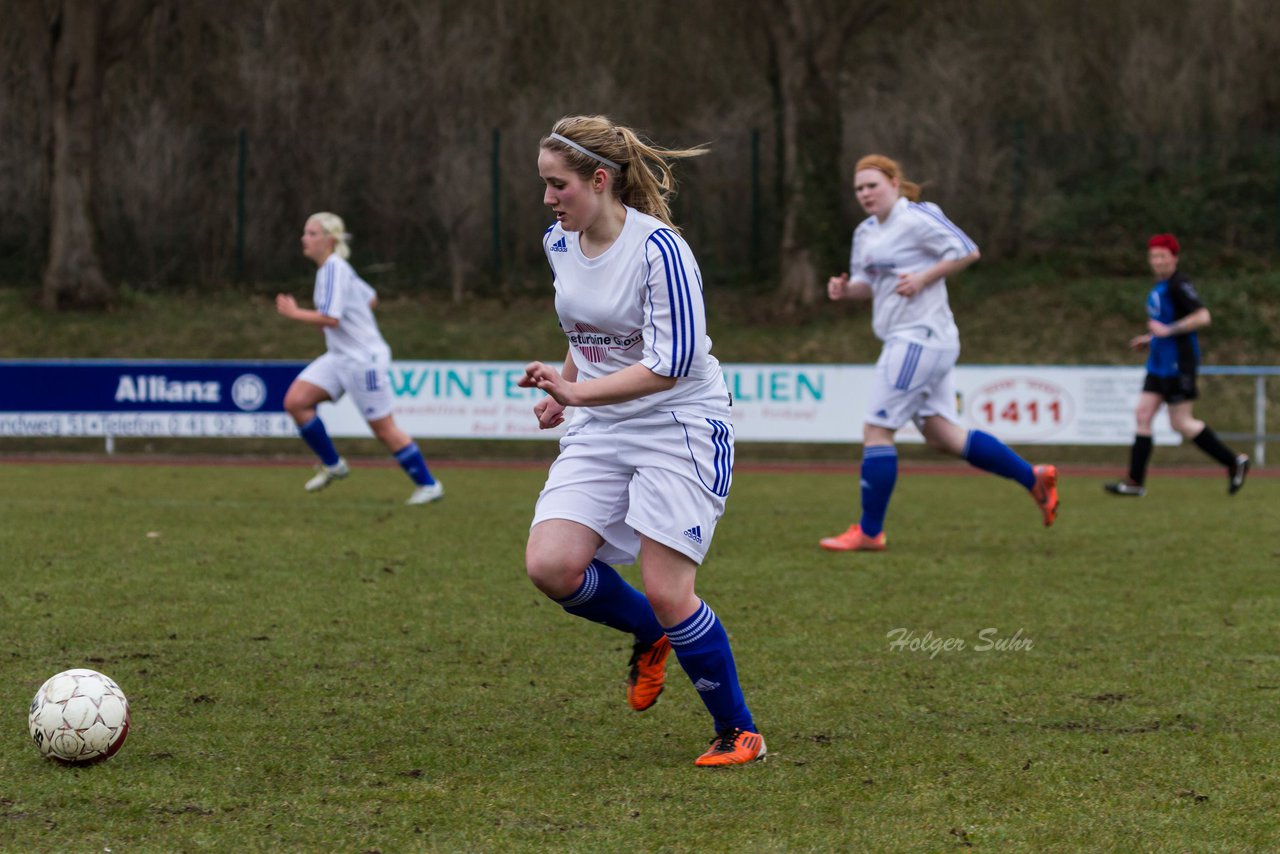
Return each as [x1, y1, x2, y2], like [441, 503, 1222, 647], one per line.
[298, 416, 340, 467]
[858, 445, 898, 538]
[393, 442, 435, 486]
[555, 560, 663, 644]
[665, 601, 754, 733]
[963, 430, 1035, 490]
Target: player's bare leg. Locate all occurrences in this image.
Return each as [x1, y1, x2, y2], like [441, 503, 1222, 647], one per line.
[639, 537, 764, 766]
[527, 521, 669, 710]
[285, 380, 348, 491]
[921, 415, 1057, 526]
[369, 415, 442, 505]
[1107, 392, 1160, 496]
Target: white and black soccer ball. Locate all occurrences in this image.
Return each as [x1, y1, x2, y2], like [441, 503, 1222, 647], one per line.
[28, 668, 131, 764]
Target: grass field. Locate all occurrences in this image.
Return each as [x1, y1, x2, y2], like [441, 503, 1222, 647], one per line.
[2, 460, 1278, 851]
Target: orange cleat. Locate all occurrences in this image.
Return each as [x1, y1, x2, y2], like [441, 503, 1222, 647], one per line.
[1031, 464, 1059, 527]
[695, 728, 767, 767]
[626, 635, 671, 712]
[819, 524, 887, 552]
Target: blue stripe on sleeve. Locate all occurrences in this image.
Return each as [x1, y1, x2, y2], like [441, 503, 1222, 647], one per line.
[650, 231, 685, 376]
[316, 263, 334, 315]
[648, 229, 695, 377]
[909, 202, 977, 253]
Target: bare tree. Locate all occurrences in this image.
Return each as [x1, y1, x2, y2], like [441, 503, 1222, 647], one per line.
[41, 0, 155, 310]
[5, 0, 1277, 296]
[757, 0, 889, 309]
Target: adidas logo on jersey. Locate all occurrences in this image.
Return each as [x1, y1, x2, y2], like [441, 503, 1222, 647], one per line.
[549, 236, 568, 253]
[875, 409, 889, 419]
[683, 526, 703, 545]
[692, 677, 721, 692]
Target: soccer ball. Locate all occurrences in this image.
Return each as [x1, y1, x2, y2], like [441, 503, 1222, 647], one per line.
[28, 669, 131, 764]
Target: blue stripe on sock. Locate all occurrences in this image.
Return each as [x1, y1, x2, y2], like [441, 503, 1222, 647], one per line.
[666, 601, 717, 646]
[558, 562, 600, 608]
[394, 442, 435, 486]
[555, 560, 663, 644]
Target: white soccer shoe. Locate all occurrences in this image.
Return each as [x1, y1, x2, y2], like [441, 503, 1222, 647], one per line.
[406, 481, 445, 506]
[305, 459, 350, 492]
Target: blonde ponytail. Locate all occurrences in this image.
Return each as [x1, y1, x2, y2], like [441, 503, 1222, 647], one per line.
[307, 211, 352, 259]
[541, 116, 708, 232]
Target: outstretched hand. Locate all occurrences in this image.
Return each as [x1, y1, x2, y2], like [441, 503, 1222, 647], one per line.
[827, 273, 851, 301]
[1128, 332, 1152, 350]
[275, 294, 300, 318]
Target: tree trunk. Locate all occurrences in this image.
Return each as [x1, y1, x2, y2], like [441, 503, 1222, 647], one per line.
[771, 43, 843, 310]
[763, 0, 889, 311]
[42, 0, 113, 310]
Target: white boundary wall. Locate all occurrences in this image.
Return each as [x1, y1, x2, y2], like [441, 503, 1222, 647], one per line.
[315, 361, 1179, 445]
[0, 360, 1184, 446]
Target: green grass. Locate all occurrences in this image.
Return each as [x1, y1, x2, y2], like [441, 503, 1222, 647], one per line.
[2, 462, 1278, 851]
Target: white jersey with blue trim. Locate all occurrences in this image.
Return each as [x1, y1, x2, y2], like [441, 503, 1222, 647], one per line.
[849, 196, 977, 345]
[314, 254, 391, 363]
[542, 206, 728, 422]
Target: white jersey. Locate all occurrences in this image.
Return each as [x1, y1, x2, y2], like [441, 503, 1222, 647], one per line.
[849, 196, 977, 346]
[542, 207, 730, 422]
[313, 254, 391, 364]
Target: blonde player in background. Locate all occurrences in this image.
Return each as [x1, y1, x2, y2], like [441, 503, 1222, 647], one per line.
[518, 116, 765, 767]
[820, 155, 1058, 552]
[275, 212, 442, 506]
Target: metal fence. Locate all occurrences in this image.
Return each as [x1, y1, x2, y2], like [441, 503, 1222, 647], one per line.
[1202, 366, 1280, 465]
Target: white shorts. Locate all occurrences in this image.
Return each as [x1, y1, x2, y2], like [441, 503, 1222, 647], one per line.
[296, 352, 394, 421]
[531, 410, 734, 565]
[865, 338, 962, 431]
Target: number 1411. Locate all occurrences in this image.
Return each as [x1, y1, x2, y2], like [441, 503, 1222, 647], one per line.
[979, 399, 1062, 424]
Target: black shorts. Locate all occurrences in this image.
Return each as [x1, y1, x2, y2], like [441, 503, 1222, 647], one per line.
[1143, 371, 1197, 403]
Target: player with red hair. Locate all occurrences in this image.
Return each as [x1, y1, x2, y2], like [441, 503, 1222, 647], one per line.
[820, 154, 1058, 553]
[1105, 234, 1249, 496]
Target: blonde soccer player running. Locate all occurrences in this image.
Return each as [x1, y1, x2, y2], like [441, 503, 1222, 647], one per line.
[820, 155, 1058, 552]
[519, 116, 764, 767]
[275, 212, 442, 506]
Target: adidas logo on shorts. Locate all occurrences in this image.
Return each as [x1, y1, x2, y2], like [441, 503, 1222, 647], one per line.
[683, 525, 703, 545]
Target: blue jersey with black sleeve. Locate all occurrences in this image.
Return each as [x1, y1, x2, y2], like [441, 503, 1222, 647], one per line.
[1145, 270, 1203, 377]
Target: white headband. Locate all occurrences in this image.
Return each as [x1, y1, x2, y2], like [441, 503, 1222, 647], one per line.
[549, 132, 621, 171]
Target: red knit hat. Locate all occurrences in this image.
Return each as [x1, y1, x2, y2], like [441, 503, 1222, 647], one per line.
[1147, 233, 1180, 255]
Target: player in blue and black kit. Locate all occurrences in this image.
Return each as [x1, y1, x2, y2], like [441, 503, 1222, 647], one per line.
[1105, 234, 1248, 496]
